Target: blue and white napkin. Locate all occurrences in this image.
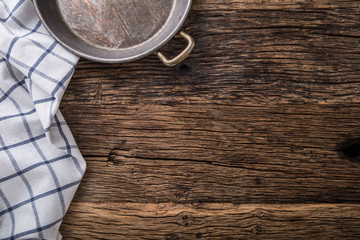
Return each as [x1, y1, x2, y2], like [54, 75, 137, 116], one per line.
[0, 0, 86, 239]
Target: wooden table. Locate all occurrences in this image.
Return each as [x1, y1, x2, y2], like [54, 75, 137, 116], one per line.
[59, 0, 360, 239]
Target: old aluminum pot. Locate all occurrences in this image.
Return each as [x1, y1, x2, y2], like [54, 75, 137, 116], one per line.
[34, 0, 195, 66]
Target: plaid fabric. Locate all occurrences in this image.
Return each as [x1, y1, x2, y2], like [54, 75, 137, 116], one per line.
[0, 0, 86, 239]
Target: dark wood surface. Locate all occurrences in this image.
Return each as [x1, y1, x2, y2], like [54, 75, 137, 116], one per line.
[59, 0, 360, 239]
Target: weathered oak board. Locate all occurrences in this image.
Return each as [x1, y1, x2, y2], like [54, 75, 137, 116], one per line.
[62, 1, 360, 106]
[59, 0, 360, 238]
[62, 203, 360, 239]
[61, 104, 360, 204]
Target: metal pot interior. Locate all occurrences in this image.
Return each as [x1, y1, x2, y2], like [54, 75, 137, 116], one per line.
[34, 0, 192, 63]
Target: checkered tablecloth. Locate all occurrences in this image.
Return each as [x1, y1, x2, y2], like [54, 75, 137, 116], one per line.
[0, 0, 86, 239]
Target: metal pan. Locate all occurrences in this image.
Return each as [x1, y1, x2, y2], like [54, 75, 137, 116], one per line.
[33, 0, 195, 66]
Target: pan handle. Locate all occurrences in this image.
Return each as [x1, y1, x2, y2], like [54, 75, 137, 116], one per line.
[155, 31, 195, 67]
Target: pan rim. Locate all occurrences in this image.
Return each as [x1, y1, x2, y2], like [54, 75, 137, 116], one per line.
[33, 0, 192, 63]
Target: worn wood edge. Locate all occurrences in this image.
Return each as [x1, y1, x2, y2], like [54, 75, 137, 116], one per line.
[61, 203, 360, 239]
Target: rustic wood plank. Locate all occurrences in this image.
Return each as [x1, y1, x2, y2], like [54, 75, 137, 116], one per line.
[61, 203, 360, 239]
[60, 104, 360, 203]
[62, 3, 360, 106]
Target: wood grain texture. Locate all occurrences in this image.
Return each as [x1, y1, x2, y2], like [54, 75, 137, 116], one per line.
[59, 0, 360, 238]
[62, 203, 360, 239]
[62, 1, 360, 106]
[62, 104, 360, 204]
